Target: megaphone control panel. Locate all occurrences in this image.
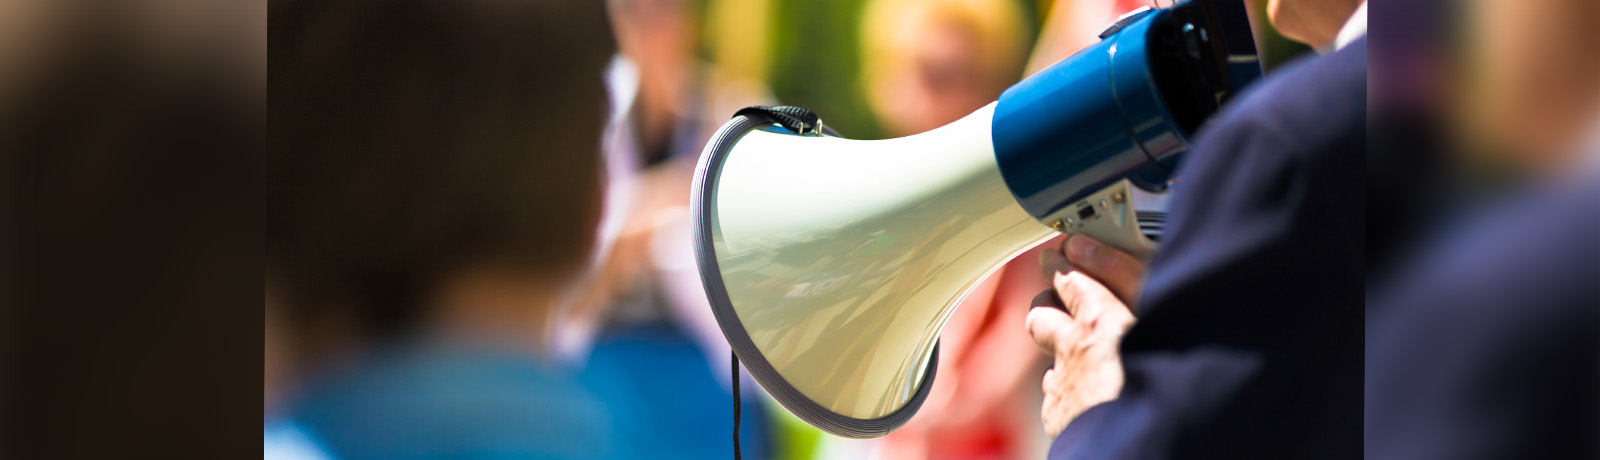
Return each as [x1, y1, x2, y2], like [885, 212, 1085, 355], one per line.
[1046, 179, 1158, 259]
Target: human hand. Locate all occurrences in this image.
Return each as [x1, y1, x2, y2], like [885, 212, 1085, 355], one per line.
[1040, 233, 1146, 307]
[1026, 235, 1144, 437]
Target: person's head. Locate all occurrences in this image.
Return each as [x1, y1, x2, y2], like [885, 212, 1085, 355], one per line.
[861, 0, 1026, 136]
[1267, 0, 1363, 49]
[1454, 0, 1600, 173]
[268, 0, 615, 359]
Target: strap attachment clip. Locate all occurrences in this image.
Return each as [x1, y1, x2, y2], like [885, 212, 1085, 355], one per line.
[732, 106, 827, 136]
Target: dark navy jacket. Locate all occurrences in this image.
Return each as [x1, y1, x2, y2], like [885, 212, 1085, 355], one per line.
[1049, 38, 1367, 459]
[1364, 175, 1600, 459]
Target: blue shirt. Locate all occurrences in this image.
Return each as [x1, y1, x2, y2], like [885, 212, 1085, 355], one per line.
[290, 342, 631, 460]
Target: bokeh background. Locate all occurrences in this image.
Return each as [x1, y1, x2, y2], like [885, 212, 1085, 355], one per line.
[264, 1, 1317, 460]
[717, 0, 1306, 140]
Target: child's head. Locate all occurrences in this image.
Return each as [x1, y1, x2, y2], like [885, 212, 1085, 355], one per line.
[268, 0, 616, 353]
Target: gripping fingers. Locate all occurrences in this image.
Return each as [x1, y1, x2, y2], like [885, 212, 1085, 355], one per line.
[1052, 270, 1119, 319]
[1026, 304, 1077, 356]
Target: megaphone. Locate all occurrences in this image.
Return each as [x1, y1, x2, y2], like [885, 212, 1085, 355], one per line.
[692, 0, 1262, 438]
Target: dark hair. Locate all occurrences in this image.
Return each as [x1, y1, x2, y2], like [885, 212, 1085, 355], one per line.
[267, 0, 616, 334]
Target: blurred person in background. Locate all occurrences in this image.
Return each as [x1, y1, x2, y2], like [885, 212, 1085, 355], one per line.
[557, 0, 778, 458]
[267, 0, 630, 459]
[268, 270, 332, 460]
[861, 0, 1028, 140]
[0, 0, 261, 457]
[1023, 0, 1366, 458]
[268, 271, 333, 460]
[1364, 0, 1600, 457]
[856, 0, 1053, 459]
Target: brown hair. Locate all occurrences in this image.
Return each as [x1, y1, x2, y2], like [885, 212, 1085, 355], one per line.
[267, 0, 616, 335]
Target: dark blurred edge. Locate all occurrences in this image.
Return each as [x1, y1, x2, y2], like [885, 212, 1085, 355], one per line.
[0, 1, 263, 458]
[1366, 0, 1447, 281]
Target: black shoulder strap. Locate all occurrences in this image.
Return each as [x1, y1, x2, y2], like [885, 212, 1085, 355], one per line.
[732, 351, 742, 460]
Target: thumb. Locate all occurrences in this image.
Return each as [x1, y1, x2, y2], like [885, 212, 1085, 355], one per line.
[1062, 235, 1145, 305]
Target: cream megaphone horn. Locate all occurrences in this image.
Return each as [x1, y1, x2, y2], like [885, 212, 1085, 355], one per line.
[691, 0, 1263, 438]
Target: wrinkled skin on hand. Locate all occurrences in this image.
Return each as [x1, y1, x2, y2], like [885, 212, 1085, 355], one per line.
[1026, 235, 1143, 437]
